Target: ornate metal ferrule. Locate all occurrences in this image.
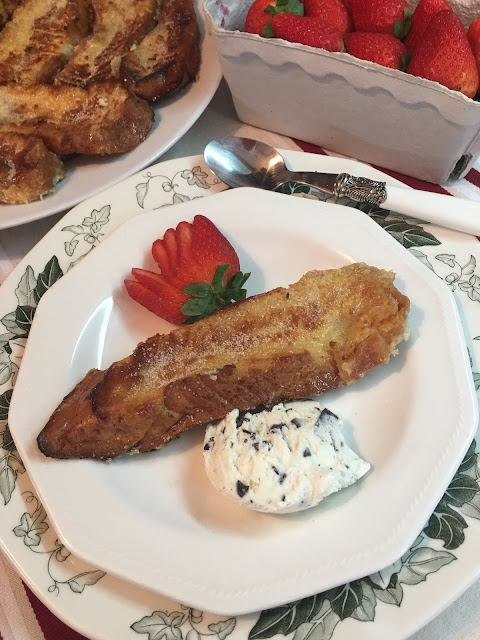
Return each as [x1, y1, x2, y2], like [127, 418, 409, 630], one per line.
[333, 173, 388, 205]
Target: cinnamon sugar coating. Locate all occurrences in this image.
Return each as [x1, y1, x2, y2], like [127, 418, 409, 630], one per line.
[38, 263, 410, 460]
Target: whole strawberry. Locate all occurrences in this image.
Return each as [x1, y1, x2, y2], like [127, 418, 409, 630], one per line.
[468, 17, 480, 90]
[351, 0, 411, 38]
[404, 0, 453, 53]
[345, 32, 408, 69]
[271, 14, 344, 50]
[125, 215, 250, 325]
[407, 10, 479, 99]
[302, 0, 353, 37]
[245, 0, 304, 37]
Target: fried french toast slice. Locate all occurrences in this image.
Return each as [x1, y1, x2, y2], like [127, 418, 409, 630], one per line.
[38, 263, 410, 460]
[0, 81, 154, 155]
[122, 0, 200, 102]
[0, 0, 91, 84]
[54, 0, 157, 86]
[0, 132, 65, 203]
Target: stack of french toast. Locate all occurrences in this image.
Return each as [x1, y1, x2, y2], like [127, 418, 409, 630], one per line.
[0, 0, 200, 204]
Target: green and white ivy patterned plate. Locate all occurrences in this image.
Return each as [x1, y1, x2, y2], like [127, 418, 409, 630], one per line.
[1, 151, 480, 640]
[9, 187, 477, 615]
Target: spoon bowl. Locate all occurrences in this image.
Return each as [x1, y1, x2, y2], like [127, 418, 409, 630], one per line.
[204, 136, 290, 191]
[204, 136, 338, 196]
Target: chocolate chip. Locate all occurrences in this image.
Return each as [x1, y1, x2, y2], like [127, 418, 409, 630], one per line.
[303, 448, 311, 457]
[292, 418, 302, 428]
[279, 473, 287, 484]
[270, 423, 285, 432]
[236, 481, 249, 498]
[320, 408, 338, 421]
[272, 466, 280, 475]
[253, 442, 259, 451]
[203, 436, 214, 451]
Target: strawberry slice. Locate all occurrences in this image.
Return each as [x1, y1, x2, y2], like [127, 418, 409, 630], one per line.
[164, 227, 179, 267]
[152, 237, 185, 289]
[152, 227, 180, 271]
[125, 269, 190, 325]
[152, 239, 170, 273]
[174, 220, 215, 286]
[190, 215, 240, 281]
[126, 215, 250, 325]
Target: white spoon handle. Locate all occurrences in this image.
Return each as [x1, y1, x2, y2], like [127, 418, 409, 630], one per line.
[383, 185, 480, 236]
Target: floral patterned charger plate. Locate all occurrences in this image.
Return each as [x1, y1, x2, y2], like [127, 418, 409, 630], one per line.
[10, 187, 476, 615]
[1, 150, 480, 640]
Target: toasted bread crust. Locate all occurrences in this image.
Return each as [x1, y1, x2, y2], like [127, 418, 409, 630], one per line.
[0, 0, 91, 84]
[0, 81, 154, 154]
[37, 264, 410, 460]
[54, 0, 158, 86]
[122, 0, 200, 102]
[0, 132, 65, 203]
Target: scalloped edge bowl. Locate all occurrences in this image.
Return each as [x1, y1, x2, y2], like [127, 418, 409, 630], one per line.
[203, 0, 480, 183]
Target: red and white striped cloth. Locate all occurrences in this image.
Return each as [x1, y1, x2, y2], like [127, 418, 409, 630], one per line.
[1, 120, 480, 640]
[0, 554, 85, 640]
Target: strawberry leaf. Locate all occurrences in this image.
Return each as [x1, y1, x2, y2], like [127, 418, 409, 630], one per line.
[229, 271, 251, 290]
[183, 282, 212, 297]
[264, 0, 304, 15]
[181, 268, 251, 324]
[262, 22, 274, 37]
[211, 264, 230, 292]
[400, 52, 413, 71]
[182, 297, 212, 316]
[393, 20, 405, 40]
[403, 8, 412, 37]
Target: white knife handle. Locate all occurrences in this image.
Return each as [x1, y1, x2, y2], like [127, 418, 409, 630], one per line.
[383, 185, 480, 236]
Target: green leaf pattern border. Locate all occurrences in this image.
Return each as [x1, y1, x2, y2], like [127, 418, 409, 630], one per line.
[0, 168, 478, 640]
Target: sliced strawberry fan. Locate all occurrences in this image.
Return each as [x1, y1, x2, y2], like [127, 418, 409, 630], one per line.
[125, 215, 250, 325]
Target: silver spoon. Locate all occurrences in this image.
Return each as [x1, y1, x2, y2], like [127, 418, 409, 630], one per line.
[204, 136, 480, 236]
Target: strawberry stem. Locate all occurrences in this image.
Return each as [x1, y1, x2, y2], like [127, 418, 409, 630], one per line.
[181, 264, 251, 324]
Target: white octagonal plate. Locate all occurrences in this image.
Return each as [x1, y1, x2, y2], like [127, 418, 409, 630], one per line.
[8, 188, 477, 616]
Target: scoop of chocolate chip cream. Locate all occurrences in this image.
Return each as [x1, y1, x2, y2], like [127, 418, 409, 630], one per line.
[203, 400, 370, 514]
